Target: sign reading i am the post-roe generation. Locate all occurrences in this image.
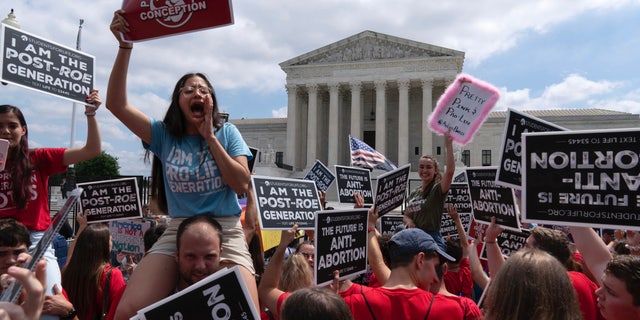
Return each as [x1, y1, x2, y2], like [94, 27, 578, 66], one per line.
[374, 164, 410, 216]
[522, 128, 640, 230]
[315, 209, 368, 287]
[252, 176, 322, 230]
[496, 108, 566, 189]
[444, 183, 472, 214]
[77, 178, 141, 223]
[1, 24, 95, 105]
[466, 167, 520, 231]
[304, 160, 335, 192]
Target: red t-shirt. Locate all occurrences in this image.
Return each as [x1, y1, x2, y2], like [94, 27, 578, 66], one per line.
[343, 287, 464, 320]
[568, 271, 605, 320]
[444, 257, 473, 298]
[440, 294, 484, 320]
[0, 148, 66, 230]
[76, 265, 126, 320]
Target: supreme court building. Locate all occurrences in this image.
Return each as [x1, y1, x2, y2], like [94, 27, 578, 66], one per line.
[232, 30, 640, 179]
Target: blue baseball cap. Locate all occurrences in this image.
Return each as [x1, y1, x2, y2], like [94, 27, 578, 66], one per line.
[388, 228, 455, 262]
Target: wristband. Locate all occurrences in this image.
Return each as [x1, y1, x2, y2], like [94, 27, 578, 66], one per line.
[485, 240, 497, 244]
[85, 111, 96, 116]
[119, 46, 132, 49]
[61, 308, 77, 320]
[367, 226, 376, 233]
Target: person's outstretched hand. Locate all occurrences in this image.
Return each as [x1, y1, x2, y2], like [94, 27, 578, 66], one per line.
[0, 258, 46, 320]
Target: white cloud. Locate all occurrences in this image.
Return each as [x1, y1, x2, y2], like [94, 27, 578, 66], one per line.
[271, 107, 287, 118]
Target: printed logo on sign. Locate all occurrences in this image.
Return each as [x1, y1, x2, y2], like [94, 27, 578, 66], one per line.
[141, 0, 208, 28]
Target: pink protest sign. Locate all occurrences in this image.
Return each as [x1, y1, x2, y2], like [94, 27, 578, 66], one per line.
[428, 74, 499, 145]
[120, 0, 234, 42]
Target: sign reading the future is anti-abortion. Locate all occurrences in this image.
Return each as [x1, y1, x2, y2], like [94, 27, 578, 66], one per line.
[335, 165, 373, 205]
[466, 167, 520, 231]
[522, 128, 640, 230]
[315, 209, 368, 286]
[1, 25, 95, 105]
[252, 176, 322, 230]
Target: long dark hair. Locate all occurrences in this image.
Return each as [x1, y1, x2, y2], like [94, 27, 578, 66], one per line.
[61, 223, 112, 319]
[0, 105, 32, 209]
[145, 73, 220, 214]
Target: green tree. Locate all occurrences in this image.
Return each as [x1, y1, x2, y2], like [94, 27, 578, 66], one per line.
[50, 151, 121, 185]
[75, 151, 120, 182]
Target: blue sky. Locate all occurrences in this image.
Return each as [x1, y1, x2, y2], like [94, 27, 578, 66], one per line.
[1, 1, 639, 175]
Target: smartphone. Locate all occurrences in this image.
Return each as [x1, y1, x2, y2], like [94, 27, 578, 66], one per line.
[0, 139, 8, 171]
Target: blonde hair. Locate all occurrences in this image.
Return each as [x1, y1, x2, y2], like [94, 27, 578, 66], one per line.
[484, 249, 582, 320]
[279, 253, 313, 292]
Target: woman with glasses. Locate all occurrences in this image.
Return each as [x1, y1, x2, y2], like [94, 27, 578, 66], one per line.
[107, 10, 256, 319]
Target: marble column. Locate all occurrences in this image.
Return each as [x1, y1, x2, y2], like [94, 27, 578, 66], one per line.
[398, 79, 410, 166]
[374, 80, 387, 155]
[328, 83, 340, 166]
[285, 84, 298, 168]
[306, 84, 319, 169]
[421, 79, 433, 158]
[350, 81, 362, 138]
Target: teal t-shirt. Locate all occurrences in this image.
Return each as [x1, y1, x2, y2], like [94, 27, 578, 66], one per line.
[144, 120, 252, 218]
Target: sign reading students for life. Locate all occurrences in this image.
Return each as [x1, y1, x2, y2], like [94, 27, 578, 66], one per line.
[465, 167, 520, 231]
[252, 176, 322, 230]
[77, 178, 142, 223]
[315, 209, 368, 287]
[121, 0, 234, 42]
[496, 108, 566, 189]
[1, 25, 95, 105]
[135, 266, 259, 320]
[374, 164, 410, 216]
[522, 128, 640, 230]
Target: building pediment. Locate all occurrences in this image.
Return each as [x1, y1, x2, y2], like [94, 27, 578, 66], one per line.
[280, 30, 464, 68]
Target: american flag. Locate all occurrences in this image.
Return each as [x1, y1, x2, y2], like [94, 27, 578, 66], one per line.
[349, 136, 397, 171]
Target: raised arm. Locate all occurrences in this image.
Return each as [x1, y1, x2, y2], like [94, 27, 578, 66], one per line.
[568, 226, 613, 286]
[63, 210, 89, 272]
[62, 89, 101, 166]
[258, 224, 298, 318]
[106, 10, 152, 144]
[447, 204, 469, 257]
[468, 237, 489, 289]
[440, 130, 455, 194]
[484, 216, 505, 278]
[367, 207, 390, 284]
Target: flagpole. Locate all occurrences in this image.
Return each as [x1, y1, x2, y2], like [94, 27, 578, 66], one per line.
[66, 19, 83, 190]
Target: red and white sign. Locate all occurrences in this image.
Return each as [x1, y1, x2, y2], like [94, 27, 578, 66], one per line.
[120, 0, 234, 42]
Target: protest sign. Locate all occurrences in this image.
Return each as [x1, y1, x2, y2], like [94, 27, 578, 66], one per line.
[444, 183, 472, 214]
[428, 74, 500, 145]
[374, 164, 410, 216]
[334, 165, 373, 204]
[440, 213, 473, 239]
[248, 147, 258, 173]
[0, 139, 8, 171]
[480, 228, 530, 260]
[109, 220, 151, 254]
[1, 25, 95, 105]
[252, 176, 321, 230]
[77, 177, 142, 223]
[466, 167, 520, 231]
[467, 219, 488, 241]
[379, 214, 405, 236]
[315, 209, 368, 286]
[120, 0, 234, 42]
[496, 108, 566, 189]
[136, 266, 259, 320]
[304, 160, 335, 192]
[1, 188, 82, 303]
[522, 128, 640, 230]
